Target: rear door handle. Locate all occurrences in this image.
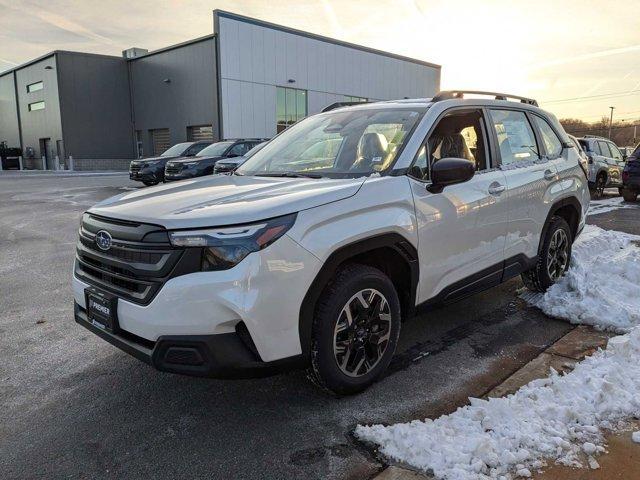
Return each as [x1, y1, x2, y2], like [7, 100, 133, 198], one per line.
[544, 169, 556, 181]
[488, 183, 505, 195]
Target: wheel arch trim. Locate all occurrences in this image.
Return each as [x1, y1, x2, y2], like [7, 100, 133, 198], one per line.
[298, 233, 418, 360]
[539, 196, 582, 253]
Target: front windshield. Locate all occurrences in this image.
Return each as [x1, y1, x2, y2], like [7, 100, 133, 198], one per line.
[197, 141, 234, 157]
[237, 107, 425, 177]
[161, 143, 192, 157]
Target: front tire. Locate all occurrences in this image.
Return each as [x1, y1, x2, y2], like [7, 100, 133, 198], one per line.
[622, 188, 638, 202]
[522, 216, 572, 292]
[308, 264, 401, 396]
[142, 180, 158, 186]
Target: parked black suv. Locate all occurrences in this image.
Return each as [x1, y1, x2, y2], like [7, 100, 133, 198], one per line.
[129, 141, 212, 186]
[165, 138, 269, 181]
[621, 143, 640, 202]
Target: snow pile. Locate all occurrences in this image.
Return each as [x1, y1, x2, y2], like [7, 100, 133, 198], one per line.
[588, 196, 638, 216]
[530, 225, 640, 332]
[356, 329, 640, 479]
[356, 225, 640, 479]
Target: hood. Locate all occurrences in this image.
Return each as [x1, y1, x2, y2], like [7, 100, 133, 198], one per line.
[167, 155, 222, 164]
[217, 157, 245, 166]
[89, 174, 365, 229]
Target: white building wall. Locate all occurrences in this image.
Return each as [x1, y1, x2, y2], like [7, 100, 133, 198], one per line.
[216, 13, 441, 139]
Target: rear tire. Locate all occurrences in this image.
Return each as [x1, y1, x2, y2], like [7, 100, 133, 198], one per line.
[622, 188, 638, 202]
[522, 216, 572, 292]
[590, 174, 606, 199]
[142, 181, 158, 186]
[307, 264, 401, 396]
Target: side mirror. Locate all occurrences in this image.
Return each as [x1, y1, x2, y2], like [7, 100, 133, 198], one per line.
[227, 153, 239, 158]
[185, 153, 195, 157]
[427, 157, 475, 194]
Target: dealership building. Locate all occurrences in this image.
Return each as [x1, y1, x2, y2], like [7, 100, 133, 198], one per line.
[0, 10, 441, 170]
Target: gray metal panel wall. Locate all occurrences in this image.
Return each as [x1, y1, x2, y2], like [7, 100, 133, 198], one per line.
[129, 37, 218, 156]
[216, 14, 441, 139]
[0, 72, 20, 148]
[14, 55, 63, 165]
[57, 52, 135, 159]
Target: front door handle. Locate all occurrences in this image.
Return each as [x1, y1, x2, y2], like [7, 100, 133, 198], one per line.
[544, 169, 556, 181]
[488, 183, 506, 195]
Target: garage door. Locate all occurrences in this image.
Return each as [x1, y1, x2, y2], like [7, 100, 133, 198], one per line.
[151, 129, 170, 156]
[187, 125, 214, 142]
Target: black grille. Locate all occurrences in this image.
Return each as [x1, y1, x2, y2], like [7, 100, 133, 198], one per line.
[130, 163, 141, 173]
[75, 214, 201, 305]
[165, 163, 182, 174]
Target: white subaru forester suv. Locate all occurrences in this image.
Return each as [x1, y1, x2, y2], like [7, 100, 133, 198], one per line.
[73, 91, 589, 395]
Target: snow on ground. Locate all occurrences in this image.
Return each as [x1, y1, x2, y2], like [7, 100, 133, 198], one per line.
[527, 225, 640, 332]
[356, 225, 640, 479]
[588, 195, 638, 216]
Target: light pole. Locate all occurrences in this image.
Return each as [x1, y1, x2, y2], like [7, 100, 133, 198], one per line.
[608, 106, 615, 139]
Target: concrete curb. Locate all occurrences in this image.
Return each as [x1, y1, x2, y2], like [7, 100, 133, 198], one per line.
[371, 325, 615, 480]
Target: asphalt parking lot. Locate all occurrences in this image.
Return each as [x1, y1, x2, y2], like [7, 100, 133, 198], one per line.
[1, 175, 637, 480]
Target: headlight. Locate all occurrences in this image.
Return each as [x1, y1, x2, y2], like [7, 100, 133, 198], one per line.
[168, 213, 296, 270]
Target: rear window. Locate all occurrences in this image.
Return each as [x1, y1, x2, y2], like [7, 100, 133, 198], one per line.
[578, 139, 590, 152]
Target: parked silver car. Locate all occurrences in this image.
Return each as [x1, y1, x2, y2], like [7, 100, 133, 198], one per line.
[577, 136, 625, 197]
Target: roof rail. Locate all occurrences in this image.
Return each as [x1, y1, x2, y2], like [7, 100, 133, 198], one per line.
[583, 135, 606, 139]
[321, 101, 371, 113]
[431, 90, 538, 107]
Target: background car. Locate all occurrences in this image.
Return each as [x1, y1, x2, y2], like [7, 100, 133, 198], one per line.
[621, 146, 636, 159]
[577, 135, 625, 197]
[567, 134, 589, 178]
[165, 138, 269, 181]
[129, 141, 211, 186]
[213, 141, 268, 174]
[621, 143, 640, 202]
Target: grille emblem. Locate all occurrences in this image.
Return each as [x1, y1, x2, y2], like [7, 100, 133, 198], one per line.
[95, 230, 113, 251]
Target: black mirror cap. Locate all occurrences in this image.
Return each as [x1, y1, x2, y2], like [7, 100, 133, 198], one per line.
[427, 157, 475, 193]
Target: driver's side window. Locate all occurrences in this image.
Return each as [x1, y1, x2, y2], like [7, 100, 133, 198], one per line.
[409, 109, 489, 181]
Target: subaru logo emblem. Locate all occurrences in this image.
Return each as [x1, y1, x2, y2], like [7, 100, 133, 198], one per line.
[95, 230, 112, 251]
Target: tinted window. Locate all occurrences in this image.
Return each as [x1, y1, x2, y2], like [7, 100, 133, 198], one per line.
[608, 143, 623, 161]
[228, 143, 251, 156]
[489, 110, 539, 165]
[533, 116, 563, 158]
[598, 141, 612, 158]
[578, 139, 590, 152]
[197, 141, 234, 157]
[185, 142, 209, 156]
[592, 141, 602, 155]
[161, 142, 192, 157]
[276, 87, 307, 133]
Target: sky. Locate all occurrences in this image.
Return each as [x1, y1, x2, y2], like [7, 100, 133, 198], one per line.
[1, 0, 639, 122]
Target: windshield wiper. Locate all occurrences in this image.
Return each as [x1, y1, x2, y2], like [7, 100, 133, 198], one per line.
[254, 172, 323, 179]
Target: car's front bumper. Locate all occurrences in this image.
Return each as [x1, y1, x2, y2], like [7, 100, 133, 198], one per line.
[129, 167, 163, 183]
[72, 234, 322, 368]
[164, 169, 204, 181]
[74, 302, 303, 378]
